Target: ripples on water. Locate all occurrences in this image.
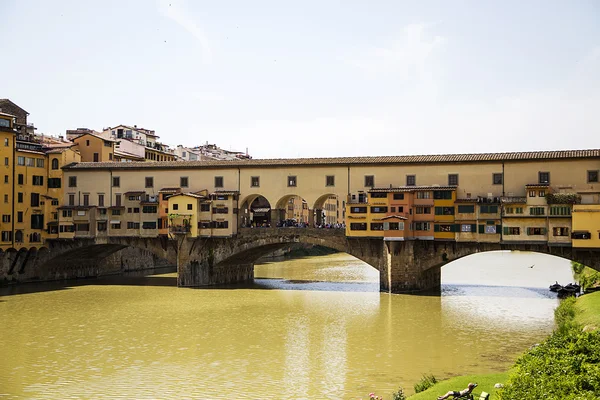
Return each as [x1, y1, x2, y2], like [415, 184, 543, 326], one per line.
[0, 252, 570, 399]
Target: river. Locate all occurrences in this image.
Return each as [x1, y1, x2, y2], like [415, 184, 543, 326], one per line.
[0, 251, 574, 399]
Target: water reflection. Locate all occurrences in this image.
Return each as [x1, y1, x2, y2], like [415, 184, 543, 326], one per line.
[0, 252, 572, 399]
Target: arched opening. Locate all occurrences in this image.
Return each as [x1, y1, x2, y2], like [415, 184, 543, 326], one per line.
[14, 230, 23, 244]
[275, 195, 310, 227]
[313, 193, 343, 228]
[239, 194, 273, 228]
[51, 158, 59, 170]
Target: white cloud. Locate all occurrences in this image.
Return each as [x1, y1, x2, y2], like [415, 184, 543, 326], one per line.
[157, 0, 212, 64]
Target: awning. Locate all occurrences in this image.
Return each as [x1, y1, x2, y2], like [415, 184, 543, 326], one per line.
[251, 208, 271, 213]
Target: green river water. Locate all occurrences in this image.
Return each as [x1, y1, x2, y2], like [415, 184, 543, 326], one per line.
[0, 251, 575, 399]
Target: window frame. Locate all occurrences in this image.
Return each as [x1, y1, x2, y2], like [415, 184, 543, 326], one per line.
[448, 174, 459, 186]
[251, 176, 260, 187]
[587, 170, 599, 183]
[145, 177, 154, 188]
[180, 176, 189, 188]
[364, 175, 374, 187]
[538, 171, 550, 184]
[492, 173, 503, 185]
[406, 175, 416, 186]
[326, 175, 335, 187]
[288, 176, 297, 187]
[215, 176, 224, 188]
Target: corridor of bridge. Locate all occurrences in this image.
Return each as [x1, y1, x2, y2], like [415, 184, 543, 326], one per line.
[239, 192, 342, 229]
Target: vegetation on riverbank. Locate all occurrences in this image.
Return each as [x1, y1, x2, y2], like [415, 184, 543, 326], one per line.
[398, 292, 600, 400]
[571, 261, 600, 291]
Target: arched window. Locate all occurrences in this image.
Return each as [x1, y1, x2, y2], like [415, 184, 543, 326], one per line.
[15, 230, 23, 243]
[51, 158, 59, 170]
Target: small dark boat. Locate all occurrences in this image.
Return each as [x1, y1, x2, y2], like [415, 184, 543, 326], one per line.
[549, 281, 562, 292]
[557, 283, 580, 297]
[564, 283, 581, 292]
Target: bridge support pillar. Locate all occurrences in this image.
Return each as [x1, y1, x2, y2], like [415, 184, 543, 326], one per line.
[176, 237, 254, 287]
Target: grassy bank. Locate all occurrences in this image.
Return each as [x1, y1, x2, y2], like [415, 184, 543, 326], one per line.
[407, 373, 508, 400]
[404, 292, 600, 399]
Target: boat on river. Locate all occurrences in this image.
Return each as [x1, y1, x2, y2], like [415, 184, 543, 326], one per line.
[557, 283, 580, 297]
[549, 282, 562, 292]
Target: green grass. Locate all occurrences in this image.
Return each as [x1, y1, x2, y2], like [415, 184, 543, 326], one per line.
[576, 291, 600, 328]
[407, 373, 508, 399]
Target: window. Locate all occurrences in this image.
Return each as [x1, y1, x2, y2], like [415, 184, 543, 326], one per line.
[3, 175, 7, 183]
[435, 207, 454, 215]
[76, 223, 90, 232]
[98, 208, 107, 215]
[86, 140, 90, 146]
[111, 222, 121, 230]
[414, 222, 430, 231]
[370, 223, 384, 231]
[1, 231, 13, 242]
[47, 178, 61, 188]
[145, 177, 153, 188]
[31, 214, 44, 229]
[457, 205, 475, 213]
[97, 222, 107, 231]
[143, 206, 157, 213]
[288, 176, 297, 187]
[115, 194, 122, 206]
[111, 209, 121, 215]
[142, 221, 157, 229]
[93, 153, 99, 162]
[200, 204, 210, 212]
[480, 205, 498, 214]
[17, 192, 23, 203]
[370, 192, 387, 198]
[68, 176, 77, 187]
[370, 206, 388, 213]
[59, 224, 75, 233]
[390, 207, 396, 212]
[199, 221, 211, 229]
[104, 141, 112, 147]
[82, 194, 89, 206]
[31, 193, 40, 207]
[433, 191, 452, 200]
[68, 194, 75, 206]
[109, 153, 113, 160]
[527, 227, 546, 235]
[112, 176, 120, 187]
[538, 190, 545, 197]
[364, 175, 374, 187]
[98, 194, 104, 207]
[51, 158, 59, 169]
[416, 191, 430, 199]
[172, 204, 179, 210]
[17, 174, 23, 185]
[588, 170, 599, 183]
[17, 156, 24, 166]
[180, 177, 189, 187]
[448, 174, 458, 186]
[251, 176, 260, 187]
[528, 190, 536, 197]
[215, 176, 224, 188]
[350, 206, 367, 213]
[213, 221, 229, 229]
[435, 224, 454, 232]
[461, 224, 474, 232]
[553, 227, 569, 236]
[31, 175, 43, 186]
[187, 203, 193, 210]
[530, 207, 545, 216]
[127, 222, 140, 229]
[133, 207, 140, 213]
[26, 157, 34, 167]
[571, 231, 590, 240]
[350, 223, 367, 231]
[62, 210, 72, 218]
[550, 206, 571, 216]
[212, 207, 229, 214]
[393, 193, 404, 200]
[3, 194, 7, 203]
[504, 227, 520, 235]
[17, 212, 23, 223]
[326, 175, 335, 186]
[4, 157, 9, 166]
[416, 206, 431, 214]
[51, 200, 59, 206]
[2, 215, 10, 223]
[36, 159, 44, 168]
[3, 138, 8, 146]
[484, 225, 497, 234]
[388, 222, 401, 230]
[515, 207, 524, 214]
[406, 175, 416, 186]
[538, 171, 550, 184]
[493, 173, 503, 185]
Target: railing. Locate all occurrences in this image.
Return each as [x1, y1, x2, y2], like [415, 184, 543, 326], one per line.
[170, 225, 191, 234]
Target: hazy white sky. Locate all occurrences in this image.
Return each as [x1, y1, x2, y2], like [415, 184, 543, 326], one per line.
[1, 0, 598, 158]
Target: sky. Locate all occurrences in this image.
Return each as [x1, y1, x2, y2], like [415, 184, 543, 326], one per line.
[1, 0, 599, 158]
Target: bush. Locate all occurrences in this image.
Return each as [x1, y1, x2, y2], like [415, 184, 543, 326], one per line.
[414, 374, 438, 393]
[498, 297, 600, 400]
[391, 387, 406, 400]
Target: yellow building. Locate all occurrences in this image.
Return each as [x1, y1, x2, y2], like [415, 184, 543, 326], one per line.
[572, 192, 600, 248]
[72, 132, 115, 162]
[0, 112, 16, 247]
[433, 188, 457, 240]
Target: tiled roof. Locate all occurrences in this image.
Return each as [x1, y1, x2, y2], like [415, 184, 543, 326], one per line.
[158, 187, 181, 193]
[454, 198, 478, 203]
[62, 148, 600, 170]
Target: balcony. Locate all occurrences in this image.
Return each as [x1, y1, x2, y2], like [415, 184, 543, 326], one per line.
[170, 225, 191, 234]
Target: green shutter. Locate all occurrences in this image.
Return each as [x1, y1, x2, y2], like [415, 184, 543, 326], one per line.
[496, 224, 502, 234]
[435, 207, 442, 215]
[471, 224, 476, 232]
[526, 228, 531, 235]
[503, 226, 508, 235]
[434, 224, 440, 232]
[541, 228, 546, 235]
[454, 224, 460, 232]
[478, 224, 484, 234]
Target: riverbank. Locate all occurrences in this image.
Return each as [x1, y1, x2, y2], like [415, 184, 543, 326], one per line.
[406, 292, 600, 399]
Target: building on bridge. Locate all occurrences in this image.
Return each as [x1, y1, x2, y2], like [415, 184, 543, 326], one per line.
[37, 148, 599, 250]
